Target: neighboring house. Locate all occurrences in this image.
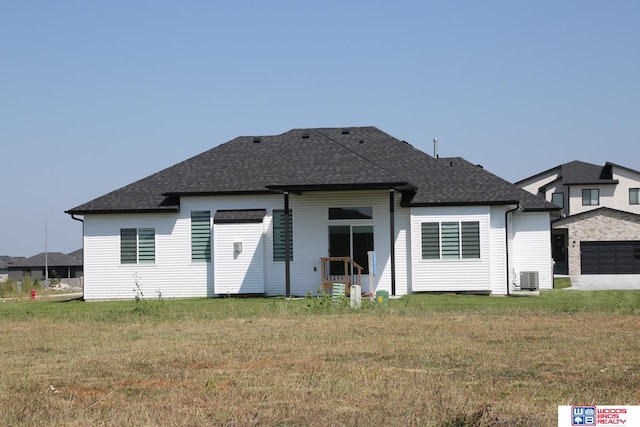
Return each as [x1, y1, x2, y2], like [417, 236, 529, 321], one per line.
[7, 252, 83, 282]
[516, 160, 640, 275]
[66, 126, 559, 300]
[0, 259, 7, 283]
[0, 256, 26, 283]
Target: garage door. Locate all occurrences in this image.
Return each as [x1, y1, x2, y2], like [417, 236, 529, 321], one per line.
[581, 241, 640, 274]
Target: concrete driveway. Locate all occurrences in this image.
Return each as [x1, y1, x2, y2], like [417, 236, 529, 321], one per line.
[567, 275, 640, 290]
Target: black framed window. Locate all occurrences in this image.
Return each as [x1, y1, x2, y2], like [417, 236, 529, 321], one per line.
[630, 188, 640, 205]
[328, 207, 373, 220]
[582, 189, 599, 206]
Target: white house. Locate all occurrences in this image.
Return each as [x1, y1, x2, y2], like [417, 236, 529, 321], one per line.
[516, 160, 640, 275]
[67, 127, 559, 300]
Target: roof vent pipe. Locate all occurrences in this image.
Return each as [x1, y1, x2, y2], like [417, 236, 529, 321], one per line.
[433, 137, 438, 157]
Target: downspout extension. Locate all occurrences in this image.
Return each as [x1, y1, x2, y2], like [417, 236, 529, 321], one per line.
[504, 204, 520, 296]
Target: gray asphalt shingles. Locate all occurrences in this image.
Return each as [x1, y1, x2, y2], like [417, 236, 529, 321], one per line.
[67, 126, 558, 214]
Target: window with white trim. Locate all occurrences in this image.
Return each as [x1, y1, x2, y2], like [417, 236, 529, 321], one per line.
[191, 211, 211, 262]
[421, 221, 480, 260]
[120, 228, 155, 264]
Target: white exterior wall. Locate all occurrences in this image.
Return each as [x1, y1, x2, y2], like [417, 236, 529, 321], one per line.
[214, 221, 265, 294]
[394, 193, 411, 295]
[286, 190, 406, 296]
[489, 206, 508, 295]
[83, 212, 207, 300]
[82, 190, 407, 299]
[612, 168, 640, 214]
[410, 206, 493, 293]
[519, 171, 560, 195]
[510, 211, 553, 291]
[568, 185, 616, 215]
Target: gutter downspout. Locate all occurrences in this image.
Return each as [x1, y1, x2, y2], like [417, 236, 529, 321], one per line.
[284, 192, 291, 298]
[70, 214, 85, 300]
[504, 204, 519, 296]
[389, 189, 396, 296]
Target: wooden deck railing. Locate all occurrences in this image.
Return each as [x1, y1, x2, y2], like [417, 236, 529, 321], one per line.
[320, 257, 363, 295]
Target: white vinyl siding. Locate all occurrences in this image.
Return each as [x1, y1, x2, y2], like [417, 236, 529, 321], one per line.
[214, 221, 265, 294]
[511, 212, 553, 291]
[411, 207, 490, 293]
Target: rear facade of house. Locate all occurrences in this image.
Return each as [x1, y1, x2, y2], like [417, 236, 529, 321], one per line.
[68, 127, 558, 299]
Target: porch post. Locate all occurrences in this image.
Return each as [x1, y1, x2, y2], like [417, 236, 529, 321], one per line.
[284, 191, 291, 298]
[389, 189, 396, 296]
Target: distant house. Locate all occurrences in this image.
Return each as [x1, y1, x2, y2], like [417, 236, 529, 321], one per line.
[516, 160, 640, 275]
[0, 256, 26, 283]
[67, 126, 559, 300]
[5, 252, 83, 282]
[0, 259, 7, 283]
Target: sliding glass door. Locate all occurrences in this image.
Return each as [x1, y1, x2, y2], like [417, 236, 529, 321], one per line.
[328, 225, 373, 274]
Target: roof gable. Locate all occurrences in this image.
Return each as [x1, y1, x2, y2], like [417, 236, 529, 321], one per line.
[553, 206, 640, 226]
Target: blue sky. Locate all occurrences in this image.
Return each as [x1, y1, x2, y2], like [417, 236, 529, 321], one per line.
[1, 1, 639, 256]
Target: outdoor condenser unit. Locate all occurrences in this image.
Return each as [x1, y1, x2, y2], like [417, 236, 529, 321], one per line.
[519, 271, 539, 291]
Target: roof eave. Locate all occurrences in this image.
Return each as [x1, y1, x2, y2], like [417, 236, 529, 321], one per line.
[65, 207, 179, 215]
[562, 180, 619, 185]
[265, 182, 410, 192]
[162, 190, 274, 198]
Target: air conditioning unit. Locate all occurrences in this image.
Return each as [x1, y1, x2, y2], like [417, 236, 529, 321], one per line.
[520, 271, 539, 290]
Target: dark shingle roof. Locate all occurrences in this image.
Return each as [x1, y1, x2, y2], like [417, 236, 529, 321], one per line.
[515, 160, 620, 187]
[0, 256, 26, 266]
[561, 160, 618, 185]
[67, 126, 558, 214]
[13, 252, 83, 268]
[68, 249, 83, 263]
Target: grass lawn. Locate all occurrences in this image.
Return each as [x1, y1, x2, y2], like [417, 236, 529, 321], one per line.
[1, 289, 639, 426]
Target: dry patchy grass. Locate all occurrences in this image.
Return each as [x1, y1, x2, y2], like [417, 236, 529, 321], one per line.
[0, 298, 639, 426]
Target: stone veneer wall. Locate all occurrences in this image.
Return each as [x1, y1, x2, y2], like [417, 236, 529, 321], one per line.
[554, 210, 640, 275]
